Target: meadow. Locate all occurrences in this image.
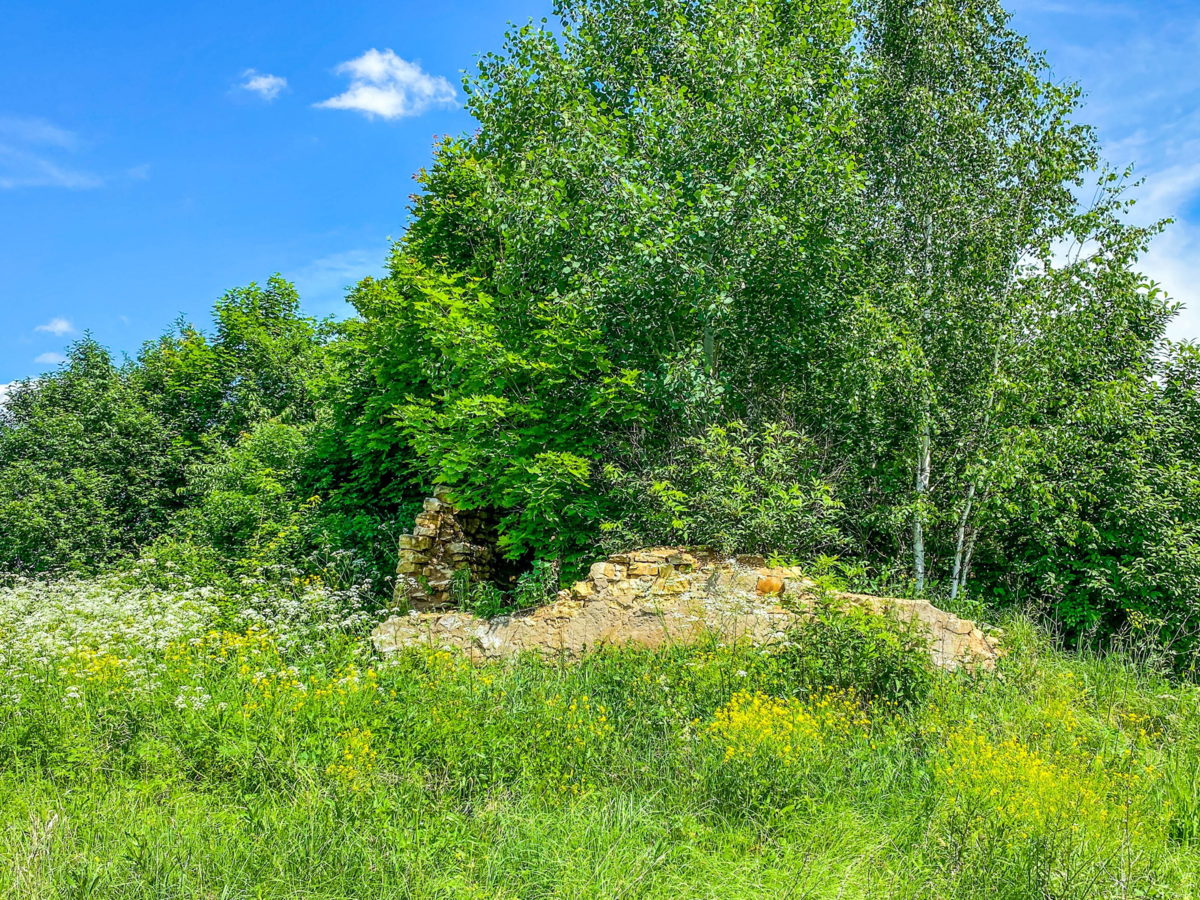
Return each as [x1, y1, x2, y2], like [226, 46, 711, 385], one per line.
[2, 569, 1199, 899]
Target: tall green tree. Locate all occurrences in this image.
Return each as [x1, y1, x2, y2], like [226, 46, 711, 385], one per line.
[0, 340, 187, 571]
[845, 0, 1119, 592]
[353, 0, 868, 566]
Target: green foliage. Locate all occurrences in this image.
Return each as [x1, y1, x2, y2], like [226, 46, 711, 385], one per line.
[0, 341, 188, 572]
[513, 558, 561, 609]
[457, 559, 560, 619]
[139, 275, 330, 444]
[601, 422, 846, 556]
[3, 575, 1200, 897]
[973, 337, 1200, 641]
[336, 257, 643, 570]
[777, 599, 934, 709]
[0, 277, 406, 593]
[176, 421, 311, 555]
[0, 463, 116, 572]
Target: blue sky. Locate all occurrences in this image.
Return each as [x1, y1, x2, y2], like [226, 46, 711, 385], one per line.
[1, 0, 1198, 389]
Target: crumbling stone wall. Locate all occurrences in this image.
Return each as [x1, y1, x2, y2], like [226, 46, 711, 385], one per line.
[376, 545, 1004, 671]
[394, 487, 503, 610]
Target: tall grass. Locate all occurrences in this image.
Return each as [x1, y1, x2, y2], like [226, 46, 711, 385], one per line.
[1, 575, 1199, 898]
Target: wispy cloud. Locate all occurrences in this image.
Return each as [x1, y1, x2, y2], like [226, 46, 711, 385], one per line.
[34, 317, 74, 336]
[35, 352, 66, 366]
[0, 117, 78, 149]
[1008, 1, 1200, 342]
[291, 246, 388, 312]
[239, 70, 288, 101]
[0, 116, 102, 190]
[316, 49, 456, 120]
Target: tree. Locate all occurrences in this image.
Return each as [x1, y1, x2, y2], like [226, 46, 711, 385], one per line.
[139, 275, 330, 446]
[846, 0, 1113, 593]
[358, 0, 867, 567]
[0, 340, 186, 570]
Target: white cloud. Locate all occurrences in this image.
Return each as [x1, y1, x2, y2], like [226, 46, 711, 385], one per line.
[0, 116, 78, 149]
[35, 352, 66, 366]
[240, 70, 288, 101]
[316, 49, 456, 120]
[0, 116, 101, 190]
[0, 382, 13, 408]
[1006, 2, 1200, 344]
[34, 317, 74, 336]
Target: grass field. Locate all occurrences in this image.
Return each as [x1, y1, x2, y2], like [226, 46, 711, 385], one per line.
[2, 572, 1200, 899]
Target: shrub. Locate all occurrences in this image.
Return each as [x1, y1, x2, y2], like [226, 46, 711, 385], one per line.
[0, 464, 116, 572]
[776, 599, 934, 709]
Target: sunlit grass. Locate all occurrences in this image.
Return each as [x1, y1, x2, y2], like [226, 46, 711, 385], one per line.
[2, 577, 1200, 898]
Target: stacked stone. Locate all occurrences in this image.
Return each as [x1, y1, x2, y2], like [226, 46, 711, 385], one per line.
[394, 487, 501, 610]
[374, 544, 1005, 671]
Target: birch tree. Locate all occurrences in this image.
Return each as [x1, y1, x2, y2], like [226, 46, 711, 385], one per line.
[850, 0, 1103, 593]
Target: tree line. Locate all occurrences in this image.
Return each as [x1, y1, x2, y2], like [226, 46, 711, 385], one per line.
[2, 0, 1198, 645]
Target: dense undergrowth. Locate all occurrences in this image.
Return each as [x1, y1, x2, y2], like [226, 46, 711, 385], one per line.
[3, 571, 1200, 899]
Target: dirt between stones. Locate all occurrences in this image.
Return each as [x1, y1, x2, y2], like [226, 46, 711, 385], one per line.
[372, 547, 1002, 671]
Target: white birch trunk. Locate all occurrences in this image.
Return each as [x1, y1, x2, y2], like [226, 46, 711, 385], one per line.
[961, 524, 979, 591]
[914, 415, 930, 593]
[949, 481, 975, 600]
[914, 213, 933, 594]
[949, 196, 1026, 602]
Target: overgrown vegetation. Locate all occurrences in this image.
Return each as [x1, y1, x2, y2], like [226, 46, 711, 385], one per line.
[5, 0, 1194, 647]
[5, 2, 1200, 893]
[3, 572, 1200, 898]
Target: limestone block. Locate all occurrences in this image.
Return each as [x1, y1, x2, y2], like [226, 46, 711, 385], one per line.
[396, 561, 423, 575]
[635, 549, 671, 562]
[399, 535, 433, 551]
[423, 497, 444, 513]
[628, 563, 659, 577]
[651, 575, 688, 595]
[590, 562, 616, 580]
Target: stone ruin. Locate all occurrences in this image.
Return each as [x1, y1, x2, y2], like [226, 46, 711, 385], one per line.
[381, 503, 1003, 671]
[393, 486, 505, 611]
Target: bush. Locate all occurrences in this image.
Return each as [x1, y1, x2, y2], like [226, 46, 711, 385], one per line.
[776, 599, 934, 709]
[0, 464, 116, 572]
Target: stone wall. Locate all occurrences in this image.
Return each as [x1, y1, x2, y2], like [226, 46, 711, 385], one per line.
[393, 487, 503, 611]
[375, 545, 1003, 671]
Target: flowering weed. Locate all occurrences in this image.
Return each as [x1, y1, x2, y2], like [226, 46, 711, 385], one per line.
[2, 581, 1200, 898]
